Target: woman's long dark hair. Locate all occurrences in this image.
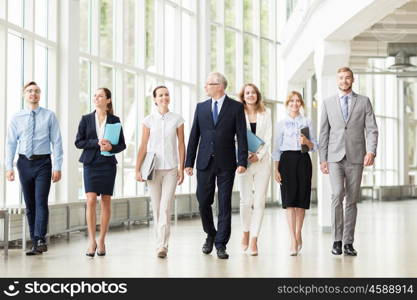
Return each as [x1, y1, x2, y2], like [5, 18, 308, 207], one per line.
[99, 87, 113, 114]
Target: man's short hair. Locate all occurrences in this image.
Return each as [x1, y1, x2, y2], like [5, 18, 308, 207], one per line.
[337, 67, 354, 77]
[208, 72, 228, 89]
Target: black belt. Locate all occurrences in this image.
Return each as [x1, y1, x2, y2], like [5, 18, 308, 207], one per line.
[20, 154, 51, 160]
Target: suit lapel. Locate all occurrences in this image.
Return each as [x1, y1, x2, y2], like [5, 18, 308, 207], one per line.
[346, 92, 358, 124]
[215, 96, 231, 127]
[203, 100, 215, 128]
[334, 95, 346, 124]
[89, 112, 98, 139]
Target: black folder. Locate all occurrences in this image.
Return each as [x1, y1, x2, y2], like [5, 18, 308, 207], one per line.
[300, 127, 310, 153]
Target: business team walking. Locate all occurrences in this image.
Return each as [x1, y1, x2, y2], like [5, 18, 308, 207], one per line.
[5, 66, 378, 259]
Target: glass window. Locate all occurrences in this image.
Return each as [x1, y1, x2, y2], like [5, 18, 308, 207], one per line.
[79, 59, 91, 115]
[123, 73, 137, 168]
[243, 0, 253, 33]
[6, 32, 24, 206]
[243, 34, 254, 83]
[145, 0, 155, 70]
[35, 0, 48, 38]
[182, 0, 195, 12]
[225, 0, 236, 28]
[99, 65, 113, 90]
[260, 0, 269, 37]
[210, 25, 218, 72]
[100, 0, 113, 60]
[34, 43, 48, 106]
[261, 39, 272, 97]
[8, 0, 23, 26]
[164, 3, 178, 78]
[123, 0, 135, 65]
[80, 0, 89, 53]
[182, 11, 194, 83]
[225, 29, 236, 94]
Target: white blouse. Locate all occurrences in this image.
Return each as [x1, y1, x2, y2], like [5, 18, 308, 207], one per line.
[95, 112, 107, 140]
[143, 111, 184, 170]
[272, 113, 318, 161]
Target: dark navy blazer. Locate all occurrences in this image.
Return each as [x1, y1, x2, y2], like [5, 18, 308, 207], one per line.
[75, 111, 126, 165]
[185, 95, 248, 171]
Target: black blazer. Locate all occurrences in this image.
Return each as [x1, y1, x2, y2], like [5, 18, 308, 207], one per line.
[75, 111, 126, 165]
[185, 95, 248, 171]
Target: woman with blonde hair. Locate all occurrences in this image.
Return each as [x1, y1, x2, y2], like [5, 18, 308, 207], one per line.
[272, 91, 317, 256]
[237, 83, 272, 256]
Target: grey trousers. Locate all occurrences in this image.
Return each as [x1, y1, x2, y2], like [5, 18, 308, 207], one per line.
[328, 157, 364, 244]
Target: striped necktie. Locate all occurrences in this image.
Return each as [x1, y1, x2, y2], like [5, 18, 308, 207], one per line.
[25, 110, 36, 159]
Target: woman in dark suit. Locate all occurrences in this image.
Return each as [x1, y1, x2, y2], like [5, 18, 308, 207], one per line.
[75, 87, 126, 257]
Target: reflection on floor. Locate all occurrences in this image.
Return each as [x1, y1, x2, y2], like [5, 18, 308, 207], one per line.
[1, 199, 417, 277]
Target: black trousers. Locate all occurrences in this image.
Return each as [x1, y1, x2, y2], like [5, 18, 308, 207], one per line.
[196, 157, 235, 250]
[17, 156, 52, 243]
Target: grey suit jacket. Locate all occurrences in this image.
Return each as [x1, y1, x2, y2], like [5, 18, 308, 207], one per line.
[318, 92, 378, 164]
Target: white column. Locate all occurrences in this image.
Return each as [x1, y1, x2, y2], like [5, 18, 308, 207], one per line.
[54, 0, 80, 203]
[314, 40, 350, 232]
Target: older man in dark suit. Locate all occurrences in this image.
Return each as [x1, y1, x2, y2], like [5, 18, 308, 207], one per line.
[185, 72, 248, 259]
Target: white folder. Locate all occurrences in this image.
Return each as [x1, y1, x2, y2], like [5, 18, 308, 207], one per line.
[141, 152, 156, 181]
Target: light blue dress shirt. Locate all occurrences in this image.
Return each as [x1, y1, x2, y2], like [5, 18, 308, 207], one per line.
[6, 106, 63, 171]
[272, 114, 318, 161]
[211, 94, 226, 114]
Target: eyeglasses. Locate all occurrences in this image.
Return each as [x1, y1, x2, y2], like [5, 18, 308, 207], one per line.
[206, 82, 220, 86]
[25, 89, 41, 94]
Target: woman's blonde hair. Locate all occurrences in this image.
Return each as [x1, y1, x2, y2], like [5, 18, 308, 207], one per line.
[238, 83, 265, 113]
[285, 91, 305, 108]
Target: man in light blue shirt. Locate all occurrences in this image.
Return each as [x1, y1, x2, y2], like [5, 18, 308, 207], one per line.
[5, 81, 63, 255]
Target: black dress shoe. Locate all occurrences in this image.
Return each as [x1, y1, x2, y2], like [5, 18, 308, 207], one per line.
[26, 246, 42, 256]
[202, 236, 214, 254]
[216, 248, 229, 259]
[37, 240, 48, 253]
[331, 241, 342, 255]
[344, 244, 357, 256]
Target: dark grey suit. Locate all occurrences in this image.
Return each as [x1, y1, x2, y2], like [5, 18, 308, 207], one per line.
[319, 92, 378, 244]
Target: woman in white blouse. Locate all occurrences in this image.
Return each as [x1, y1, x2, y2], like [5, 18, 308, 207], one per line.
[237, 83, 272, 256]
[135, 86, 185, 258]
[272, 91, 317, 256]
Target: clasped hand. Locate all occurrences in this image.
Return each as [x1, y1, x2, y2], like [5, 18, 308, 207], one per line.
[98, 139, 112, 151]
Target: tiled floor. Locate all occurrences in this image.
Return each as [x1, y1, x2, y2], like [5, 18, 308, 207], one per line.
[1, 199, 417, 277]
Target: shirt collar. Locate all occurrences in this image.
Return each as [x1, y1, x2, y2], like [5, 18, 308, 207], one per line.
[338, 91, 353, 99]
[155, 110, 170, 118]
[25, 106, 42, 115]
[212, 94, 226, 106]
[286, 113, 303, 121]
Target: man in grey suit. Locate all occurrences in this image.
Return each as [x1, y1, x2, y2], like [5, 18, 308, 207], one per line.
[319, 67, 378, 256]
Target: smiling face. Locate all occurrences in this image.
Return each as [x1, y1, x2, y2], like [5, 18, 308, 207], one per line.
[337, 70, 354, 93]
[24, 84, 41, 105]
[287, 94, 302, 114]
[154, 87, 170, 108]
[243, 85, 258, 106]
[94, 89, 110, 110]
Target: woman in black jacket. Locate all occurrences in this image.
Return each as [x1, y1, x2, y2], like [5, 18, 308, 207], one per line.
[75, 87, 126, 257]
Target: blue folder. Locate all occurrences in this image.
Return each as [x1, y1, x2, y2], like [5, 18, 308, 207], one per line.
[247, 129, 265, 153]
[101, 123, 122, 156]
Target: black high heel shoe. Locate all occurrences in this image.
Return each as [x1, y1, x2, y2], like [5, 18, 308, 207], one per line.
[97, 245, 106, 256]
[86, 245, 97, 257]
